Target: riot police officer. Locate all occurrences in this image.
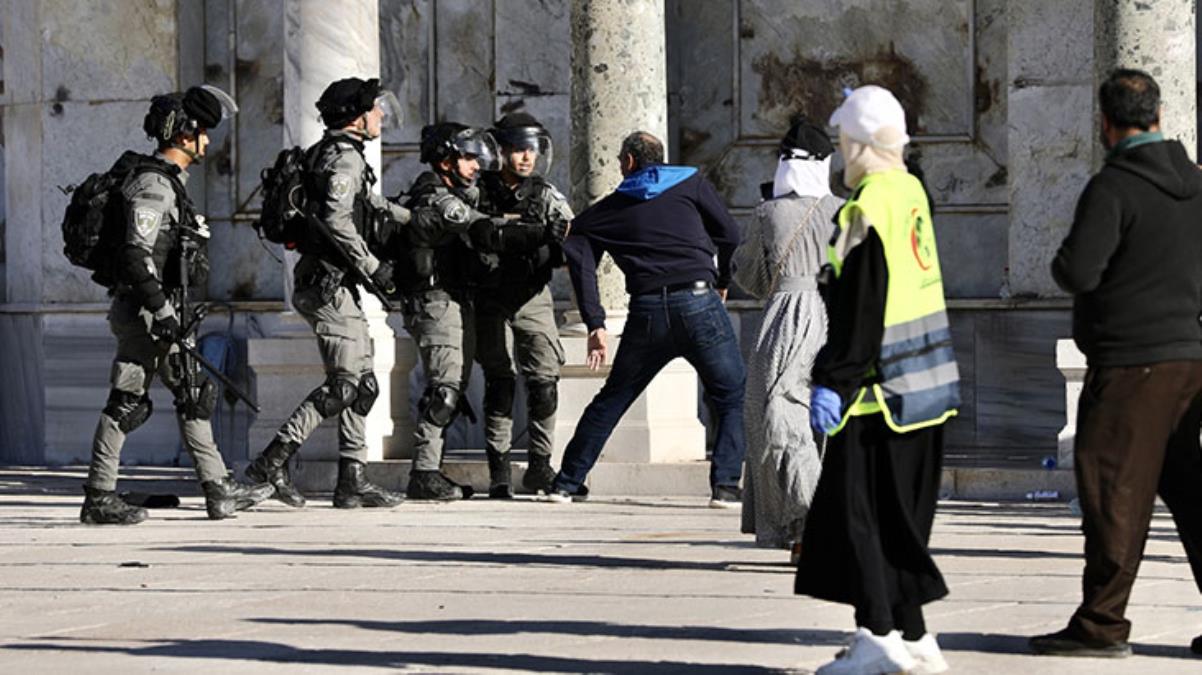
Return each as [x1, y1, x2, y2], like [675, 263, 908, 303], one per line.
[475, 113, 571, 498]
[245, 77, 410, 509]
[81, 86, 274, 525]
[393, 122, 500, 501]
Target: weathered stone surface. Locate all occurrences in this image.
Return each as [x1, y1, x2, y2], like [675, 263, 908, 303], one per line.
[571, 0, 669, 319]
[1006, 0, 1094, 298]
[1096, 0, 1197, 162]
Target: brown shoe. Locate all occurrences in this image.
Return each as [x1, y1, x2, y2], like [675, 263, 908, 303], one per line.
[1030, 628, 1131, 658]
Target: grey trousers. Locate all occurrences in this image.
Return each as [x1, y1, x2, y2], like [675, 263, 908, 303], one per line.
[475, 287, 564, 459]
[403, 289, 476, 471]
[275, 284, 374, 462]
[87, 296, 228, 491]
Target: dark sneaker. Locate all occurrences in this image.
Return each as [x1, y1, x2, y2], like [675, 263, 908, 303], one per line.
[522, 455, 558, 494]
[1191, 634, 1202, 655]
[334, 458, 404, 509]
[407, 470, 465, 501]
[80, 486, 148, 525]
[709, 485, 742, 509]
[1029, 629, 1132, 658]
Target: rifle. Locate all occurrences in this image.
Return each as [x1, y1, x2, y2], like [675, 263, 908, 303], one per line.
[171, 221, 261, 414]
[302, 208, 397, 312]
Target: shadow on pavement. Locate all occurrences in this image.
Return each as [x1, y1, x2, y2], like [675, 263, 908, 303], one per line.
[1, 639, 791, 673]
[153, 544, 745, 572]
[248, 617, 844, 647]
[938, 632, 1199, 660]
[931, 547, 1185, 565]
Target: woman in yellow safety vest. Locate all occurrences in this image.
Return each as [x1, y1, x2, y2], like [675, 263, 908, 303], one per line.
[796, 85, 960, 675]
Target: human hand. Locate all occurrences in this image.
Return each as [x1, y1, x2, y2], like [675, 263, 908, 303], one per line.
[809, 386, 843, 435]
[717, 287, 728, 303]
[370, 261, 397, 295]
[586, 328, 608, 370]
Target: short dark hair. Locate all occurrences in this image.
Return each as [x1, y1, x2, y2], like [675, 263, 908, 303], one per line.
[620, 131, 664, 169]
[1099, 69, 1160, 131]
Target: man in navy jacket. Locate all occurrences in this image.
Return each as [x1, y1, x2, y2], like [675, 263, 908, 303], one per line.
[550, 131, 745, 507]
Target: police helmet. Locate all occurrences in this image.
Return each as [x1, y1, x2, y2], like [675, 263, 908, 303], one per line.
[143, 85, 237, 144]
[419, 123, 499, 169]
[492, 112, 553, 175]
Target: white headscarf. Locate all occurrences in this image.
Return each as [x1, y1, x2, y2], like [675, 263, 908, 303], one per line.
[772, 149, 832, 199]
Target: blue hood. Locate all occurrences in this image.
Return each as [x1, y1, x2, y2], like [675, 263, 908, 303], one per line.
[616, 165, 698, 200]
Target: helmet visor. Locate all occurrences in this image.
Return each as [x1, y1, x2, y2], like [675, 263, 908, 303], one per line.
[453, 129, 500, 172]
[199, 85, 239, 120]
[496, 127, 553, 177]
[374, 90, 403, 129]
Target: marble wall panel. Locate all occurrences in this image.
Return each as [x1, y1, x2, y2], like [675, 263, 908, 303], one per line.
[667, 0, 736, 167]
[380, 0, 432, 146]
[39, 101, 153, 304]
[434, 0, 496, 125]
[40, 0, 176, 102]
[1006, 0, 1093, 298]
[970, 309, 1071, 454]
[3, 103, 39, 304]
[0, 314, 46, 464]
[739, 0, 973, 137]
[935, 212, 1007, 298]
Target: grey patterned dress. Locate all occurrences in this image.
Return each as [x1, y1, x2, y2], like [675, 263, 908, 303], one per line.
[733, 193, 842, 548]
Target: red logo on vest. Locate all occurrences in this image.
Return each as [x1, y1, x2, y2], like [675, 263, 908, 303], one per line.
[910, 207, 934, 271]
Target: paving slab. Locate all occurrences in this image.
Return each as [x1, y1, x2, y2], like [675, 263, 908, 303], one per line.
[0, 468, 1199, 674]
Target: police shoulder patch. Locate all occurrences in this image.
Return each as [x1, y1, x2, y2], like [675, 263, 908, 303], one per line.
[133, 207, 161, 238]
[329, 173, 353, 201]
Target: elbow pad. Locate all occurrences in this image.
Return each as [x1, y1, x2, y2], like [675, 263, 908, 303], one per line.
[120, 246, 167, 312]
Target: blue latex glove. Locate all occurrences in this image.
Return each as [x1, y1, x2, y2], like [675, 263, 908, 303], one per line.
[810, 386, 843, 435]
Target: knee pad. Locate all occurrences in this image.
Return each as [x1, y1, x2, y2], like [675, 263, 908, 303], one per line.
[419, 383, 460, 428]
[306, 376, 359, 418]
[351, 372, 380, 416]
[103, 389, 153, 433]
[176, 377, 218, 421]
[484, 378, 516, 418]
[527, 378, 559, 420]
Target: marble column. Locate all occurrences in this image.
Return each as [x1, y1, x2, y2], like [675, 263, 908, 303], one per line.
[565, 0, 670, 335]
[555, 0, 705, 466]
[1094, 0, 1197, 164]
[248, 0, 413, 463]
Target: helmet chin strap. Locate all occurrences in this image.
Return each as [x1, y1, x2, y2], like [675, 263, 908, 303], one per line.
[170, 135, 203, 164]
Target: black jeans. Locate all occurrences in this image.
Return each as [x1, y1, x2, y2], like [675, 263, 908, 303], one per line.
[555, 287, 747, 492]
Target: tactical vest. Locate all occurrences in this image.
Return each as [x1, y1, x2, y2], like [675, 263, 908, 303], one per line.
[827, 169, 960, 435]
[130, 160, 201, 293]
[399, 172, 482, 294]
[298, 135, 375, 263]
[478, 172, 563, 291]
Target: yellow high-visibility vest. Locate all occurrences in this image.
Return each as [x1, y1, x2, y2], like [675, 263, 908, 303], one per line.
[826, 169, 960, 435]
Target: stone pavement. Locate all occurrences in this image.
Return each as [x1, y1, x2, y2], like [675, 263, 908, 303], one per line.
[0, 468, 1199, 674]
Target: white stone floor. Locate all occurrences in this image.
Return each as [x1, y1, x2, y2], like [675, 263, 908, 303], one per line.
[0, 468, 1199, 674]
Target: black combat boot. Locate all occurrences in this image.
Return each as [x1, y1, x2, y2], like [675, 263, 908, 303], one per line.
[522, 453, 558, 494]
[486, 448, 513, 499]
[80, 485, 148, 525]
[245, 438, 306, 508]
[201, 475, 274, 520]
[407, 470, 466, 501]
[334, 458, 404, 508]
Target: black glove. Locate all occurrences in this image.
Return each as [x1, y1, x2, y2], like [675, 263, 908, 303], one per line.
[370, 261, 397, 295]
[468, 217, 506, 252]
[150, 314, 181, 343]
[546, 218, 569, 244]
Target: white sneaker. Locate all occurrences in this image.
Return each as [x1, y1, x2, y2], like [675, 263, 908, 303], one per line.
[816, 628, 917, 675]
[545, 490, 572, 504]
[904, 633, 948, 674]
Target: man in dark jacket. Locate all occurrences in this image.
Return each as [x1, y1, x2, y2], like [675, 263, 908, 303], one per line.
[1031, 69, 1202, 659]
[549, 131, 745, 506]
